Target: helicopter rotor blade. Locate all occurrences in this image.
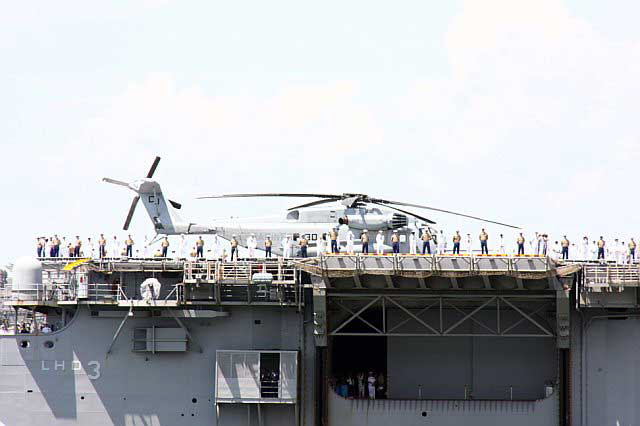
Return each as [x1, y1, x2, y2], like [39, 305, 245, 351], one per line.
[369, 201, 436, 224]
[287, 198, 338, 210]
[146, 156, 161, 178]
[123, 195, 140, 230]
[197, 193, 342, 200]
[102, 177, 129, 187]
[195, 190, 518, 228]
[372, 199, 520, 229]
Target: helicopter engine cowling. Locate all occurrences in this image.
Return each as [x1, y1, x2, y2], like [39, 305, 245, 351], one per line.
[390, 213, 408, 229]
[338, 213, 408, 231]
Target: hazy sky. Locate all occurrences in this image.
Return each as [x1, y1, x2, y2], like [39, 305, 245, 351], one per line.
[2, 0, 640, 264]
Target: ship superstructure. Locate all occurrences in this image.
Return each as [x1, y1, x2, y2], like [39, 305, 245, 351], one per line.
[0, 253, 638, 425]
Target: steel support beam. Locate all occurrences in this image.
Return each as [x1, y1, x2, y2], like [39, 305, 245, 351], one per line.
[331, 297, 382, 335]
[443, 297, 496, 335]
[328, 294, 556, 338]
[499, 297, 554, 337]
[386, 299, 440, 334]
[444, 301, 497, 335]
[327, 293, 555, 299]
[106, 311, 130, 356]
[384, 296, 439, 335]
[499, 303, 549, 335]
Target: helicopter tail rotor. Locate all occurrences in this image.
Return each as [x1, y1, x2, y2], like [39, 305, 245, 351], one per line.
[103, 156, 161, 230]
[122, 195, 140, 231]
[103, 156, 181, 231]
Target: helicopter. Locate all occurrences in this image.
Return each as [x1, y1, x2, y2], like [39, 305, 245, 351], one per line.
[103, 157, 519, 256]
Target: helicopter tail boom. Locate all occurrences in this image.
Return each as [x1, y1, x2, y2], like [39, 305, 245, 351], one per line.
[136, 180, 185, 234]
[103, 156, 195, 234]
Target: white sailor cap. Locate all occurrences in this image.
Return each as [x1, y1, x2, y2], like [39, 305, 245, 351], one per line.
[363, 229, 368, 232]
[393, 230, 398, 233]
[232, 234, 237, 237]
[251, 233, 255, 236]
[378, 230, 383, 233]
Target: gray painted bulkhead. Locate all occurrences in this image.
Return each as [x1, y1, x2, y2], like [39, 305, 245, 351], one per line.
[571, 309, 640, 426]
[0, 304, 315, 426]
[386, 318, 557, 400]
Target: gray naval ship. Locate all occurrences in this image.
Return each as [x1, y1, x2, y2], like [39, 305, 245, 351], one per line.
[0, 250, 637, 426]
[0, 158, 635, 425]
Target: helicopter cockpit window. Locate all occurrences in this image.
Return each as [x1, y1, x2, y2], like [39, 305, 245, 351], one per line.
[367, 208, 383, 215]
[286, 210, 300, 220]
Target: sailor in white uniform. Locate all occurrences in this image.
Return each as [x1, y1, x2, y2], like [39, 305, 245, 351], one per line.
[589, 240, 597, 260]
[609, 239, 619, 262]
[282, 235, 292, 258]
[367, 372, 376, 399]
[432, 232, 439, 254]
[581, 237, 589, 260]
[550, 241, 560, 260]
[86, 237, 95, 258]
[499, 234, 506, 255]
[44, 238, 52, 258]
[376, 231, 385, 255]
[212, 235, 220, 258]
[618, 241, 627, 264]
[111, 236, 119, 258]
[439, 230, 447, 254]
[247, 233, 257, 258]
[346, 230, 355, 254]
[317, 235, 326, 256]
[409, 231, 417, 255]
[179, 234, 186, 259]
[570, 243, 577, 260]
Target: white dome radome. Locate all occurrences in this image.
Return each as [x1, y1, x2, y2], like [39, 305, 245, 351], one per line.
[12, 256, 42, 299]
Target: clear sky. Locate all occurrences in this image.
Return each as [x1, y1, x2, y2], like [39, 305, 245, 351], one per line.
[2, 0, 640, 265]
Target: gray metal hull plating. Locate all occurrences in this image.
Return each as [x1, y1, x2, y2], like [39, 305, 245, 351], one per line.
[0, 306, 314, 426]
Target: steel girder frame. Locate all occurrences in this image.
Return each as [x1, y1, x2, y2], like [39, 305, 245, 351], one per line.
[328, 294, 556, 338]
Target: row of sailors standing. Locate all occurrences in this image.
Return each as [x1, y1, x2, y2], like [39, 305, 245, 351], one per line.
[37, 235, 140, 258]
[391, 230, 639, 263]
[198, 232, 637, 261]
[323, 228, 396, 254]
[407, 229, 483, 255]
[552, 236, 637, 262]
[31, 231, 551, 259]
[36, 233, 273, 260]
[36, 234, 215, 259]
[36, 231, 640, 263]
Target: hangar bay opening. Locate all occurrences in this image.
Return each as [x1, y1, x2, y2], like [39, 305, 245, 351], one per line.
[327, 294, 558, 401]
